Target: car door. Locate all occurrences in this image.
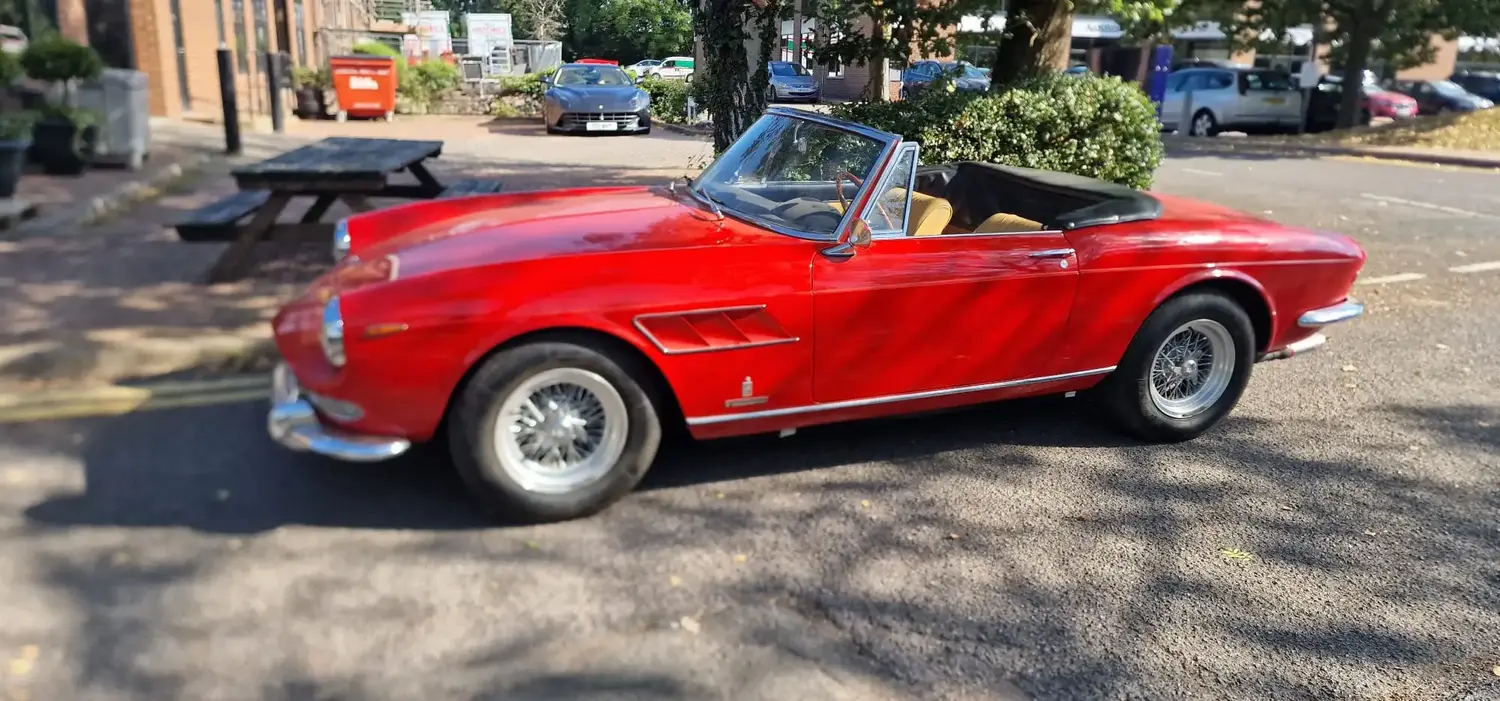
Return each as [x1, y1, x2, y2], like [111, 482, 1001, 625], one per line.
[1191, 70, 1236, 124]
[810, 144, 1081, 403]
[1160, 71, 1191, 129]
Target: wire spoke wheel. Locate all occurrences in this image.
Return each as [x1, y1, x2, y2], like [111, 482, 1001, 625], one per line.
[1148, 319, 1236, 419]
[493, 367, 629, 495]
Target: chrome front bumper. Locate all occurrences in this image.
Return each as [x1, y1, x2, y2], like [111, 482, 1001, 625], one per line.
[1259, 299, 1365, 362]
[267, 363, 411, 462]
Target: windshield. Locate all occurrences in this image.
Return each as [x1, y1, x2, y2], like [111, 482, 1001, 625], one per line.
[693, 113, 889, 238]
[770, 62, 810, 77]
[1431, 80, 1470, 97]
[553, 65, 633, 86]
[943, 63, 988, 80]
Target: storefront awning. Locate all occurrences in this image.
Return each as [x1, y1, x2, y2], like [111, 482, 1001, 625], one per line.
[956, 14, 1123, 40]
[1172, 21, 1225, 41]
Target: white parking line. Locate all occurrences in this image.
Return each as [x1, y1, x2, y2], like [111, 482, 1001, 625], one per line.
[1181, 168, 1223, 177]
[1359, 193, 1496, 218]
[1357, 273, 1427, 285]
[1449, 261, 1500, 274]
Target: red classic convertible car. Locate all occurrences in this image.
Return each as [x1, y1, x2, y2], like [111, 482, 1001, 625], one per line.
[268, 107, 1365, 522]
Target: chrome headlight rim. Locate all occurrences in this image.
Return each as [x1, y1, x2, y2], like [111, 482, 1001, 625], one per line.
[320, 295, 346, 368]
[332, 219, 351, 263]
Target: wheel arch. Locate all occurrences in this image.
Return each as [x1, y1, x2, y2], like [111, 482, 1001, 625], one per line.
[1153, 272, 1275, 353]
[441, 326, 687, 438]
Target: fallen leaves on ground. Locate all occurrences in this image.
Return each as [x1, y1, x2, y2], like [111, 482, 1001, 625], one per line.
[1220, 548, 1255, 561]
[1286, 107, 1500, 151]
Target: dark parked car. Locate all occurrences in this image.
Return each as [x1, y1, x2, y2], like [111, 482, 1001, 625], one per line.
[542, 63, 652, 135]
[901, 60, 990, 99]
[1304, 74, 1417, 132]
[1449, 70, 1500, 103]
[1387, 79, 1494, 114]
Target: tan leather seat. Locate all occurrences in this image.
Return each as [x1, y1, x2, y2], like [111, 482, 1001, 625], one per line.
[826, 189, 953, 236]
[973, 212, 1044, 233]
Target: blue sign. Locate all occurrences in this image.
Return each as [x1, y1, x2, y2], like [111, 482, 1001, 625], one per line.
[1147, 44, 1174, 119]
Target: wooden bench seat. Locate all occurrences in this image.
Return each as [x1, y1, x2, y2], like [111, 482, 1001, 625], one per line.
[438, 178, 505, 199]
[176, 190, 272, 242]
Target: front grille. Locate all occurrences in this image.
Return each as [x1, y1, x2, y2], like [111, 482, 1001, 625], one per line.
[562, 112, 640, 128]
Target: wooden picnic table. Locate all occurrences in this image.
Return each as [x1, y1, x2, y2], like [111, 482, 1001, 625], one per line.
[178, 137, 502, 283]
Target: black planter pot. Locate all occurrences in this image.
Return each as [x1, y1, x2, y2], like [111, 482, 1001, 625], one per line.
[0, 139, 28, 199]
[294, 87, 320, 119]
[30, 118, 98, 176]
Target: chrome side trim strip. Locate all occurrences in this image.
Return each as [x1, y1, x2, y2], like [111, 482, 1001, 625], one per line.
[685, 366, 1116, 426]
[1298, 299, 1364, 327]
[632, 305, 801, 355]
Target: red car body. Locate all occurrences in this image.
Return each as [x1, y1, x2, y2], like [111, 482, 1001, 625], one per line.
[268, 108, 1365, 519]
[1365, 87, 1418, 119]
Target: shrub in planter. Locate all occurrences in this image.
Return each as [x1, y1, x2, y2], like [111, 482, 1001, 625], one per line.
[19, 35, 105, 176]
[292, 66, 331, 119]
[642, 77, 690, 124]
[833, 73, 1164, 189]
[407, 59, 462, 105]
[0, 110, 38, 198]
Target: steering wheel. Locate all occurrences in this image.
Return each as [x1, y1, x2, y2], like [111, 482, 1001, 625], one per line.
[834, 169, 899, 226]
[834, 170, 863, 211]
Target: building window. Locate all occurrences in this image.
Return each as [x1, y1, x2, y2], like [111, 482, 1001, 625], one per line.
[252, 0, 269, 52]
[294, 0, 307, 64]
[215, 0, 227, 44]
[233, 0, 250, 72]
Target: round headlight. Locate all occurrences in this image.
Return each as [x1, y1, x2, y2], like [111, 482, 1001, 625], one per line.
[320, 296, 346, 368]
[332, 219, 351, 262]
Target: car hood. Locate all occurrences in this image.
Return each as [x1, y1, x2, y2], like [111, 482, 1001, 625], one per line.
[343, 187, 729, 278]
[771, 75, 817, 86]
[547, 85, 644, 108]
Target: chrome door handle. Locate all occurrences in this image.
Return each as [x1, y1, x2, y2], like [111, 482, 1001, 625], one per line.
[1029, 248, 1075, 259]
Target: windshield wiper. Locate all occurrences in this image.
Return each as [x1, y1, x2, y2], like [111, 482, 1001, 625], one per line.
[675, 178, 724, 221]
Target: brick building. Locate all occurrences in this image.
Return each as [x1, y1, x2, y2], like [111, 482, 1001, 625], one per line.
[9, 0, 373, 119]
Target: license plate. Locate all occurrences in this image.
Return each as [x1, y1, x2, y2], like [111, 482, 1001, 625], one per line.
[585, 121, 618, 132]
[1263, 97, 1286, 105]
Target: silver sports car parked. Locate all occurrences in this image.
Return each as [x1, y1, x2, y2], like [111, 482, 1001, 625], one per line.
[542, 63, 652, 135]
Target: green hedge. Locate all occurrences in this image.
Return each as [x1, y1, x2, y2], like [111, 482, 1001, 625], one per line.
[642, 77, 689, 124]
[832, 73, 1164, 189]
[500, 68, 556, 102]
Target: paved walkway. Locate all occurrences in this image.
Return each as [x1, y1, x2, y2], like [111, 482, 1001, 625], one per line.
[0, 116, 711, 392]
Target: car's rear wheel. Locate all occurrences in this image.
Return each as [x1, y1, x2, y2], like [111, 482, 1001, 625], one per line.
[1188, 109, 1218, 137]
[449, 341, 663, 522]
[1099, 292, 1255, 443]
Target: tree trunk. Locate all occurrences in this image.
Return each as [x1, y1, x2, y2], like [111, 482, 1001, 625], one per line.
[988, 0, 1072, 88]
[865, 18, 889, 101]
[698, 0, 770, 152]
[1335, 15, 1379, 129]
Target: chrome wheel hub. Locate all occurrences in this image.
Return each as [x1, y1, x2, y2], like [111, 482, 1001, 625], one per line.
[1149, 319, 1236, 419]
[493, 368, 629, 494]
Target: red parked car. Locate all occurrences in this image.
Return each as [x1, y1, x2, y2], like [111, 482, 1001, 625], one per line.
[268, 108, 1366, 522]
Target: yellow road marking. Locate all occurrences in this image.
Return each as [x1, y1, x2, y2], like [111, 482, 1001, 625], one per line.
[0, 386, 270, 424]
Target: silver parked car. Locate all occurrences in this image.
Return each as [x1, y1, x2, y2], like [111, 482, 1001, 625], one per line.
[766, 61, 820, 103]
[1161, 66, 1304, 136]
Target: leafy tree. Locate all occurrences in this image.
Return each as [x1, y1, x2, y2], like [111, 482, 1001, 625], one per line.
[697, 0, 780, 151]
[812, 0, 971, 99]
[595, 0, 694, 61]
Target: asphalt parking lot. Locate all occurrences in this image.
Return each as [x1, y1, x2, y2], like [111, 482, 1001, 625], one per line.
[1, 149, 1498, 701]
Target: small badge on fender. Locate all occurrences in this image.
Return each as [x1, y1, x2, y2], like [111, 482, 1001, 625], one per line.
[726, 376, 768, 408]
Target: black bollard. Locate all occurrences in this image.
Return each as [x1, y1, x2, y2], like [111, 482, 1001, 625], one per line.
[217, 45, 241, 155]
[266, 52, 285, 134]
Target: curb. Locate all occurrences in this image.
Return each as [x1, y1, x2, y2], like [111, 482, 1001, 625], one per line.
[1, 151, 219, 241]
[652, 119, 712, 137]
[0, 374, 271, 424]
[1164, 139, 1500, 170]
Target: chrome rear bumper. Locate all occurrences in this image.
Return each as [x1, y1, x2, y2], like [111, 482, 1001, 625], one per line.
[1260, 299, 1364, 363]
[267, 363, 411, 462]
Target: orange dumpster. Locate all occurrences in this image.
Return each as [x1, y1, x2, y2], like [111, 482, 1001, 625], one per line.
[328, 55, 398, 122]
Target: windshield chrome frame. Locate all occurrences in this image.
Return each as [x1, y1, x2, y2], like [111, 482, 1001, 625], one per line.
[859, 141, 920, 239]
[691, 107, 902, 242]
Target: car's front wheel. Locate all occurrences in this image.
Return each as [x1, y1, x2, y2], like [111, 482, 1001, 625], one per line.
[1099, 292, 1255, 443]
[1188, 109, 1218, 137]
[449, 340, 663, 522]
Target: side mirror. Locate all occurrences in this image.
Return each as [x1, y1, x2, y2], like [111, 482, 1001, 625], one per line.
[820, 219, 873, 261]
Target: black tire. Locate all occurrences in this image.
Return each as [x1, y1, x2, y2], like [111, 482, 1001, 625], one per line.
[1099, 292, 1255, 443]
[1188, 109, 1218, 137]
[448, 341, 663, 523]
